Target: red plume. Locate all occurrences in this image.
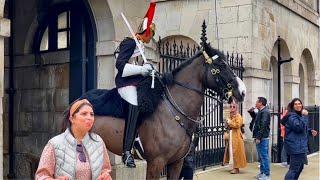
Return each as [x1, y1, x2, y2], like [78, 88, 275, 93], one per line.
[144, 2, 156, 36]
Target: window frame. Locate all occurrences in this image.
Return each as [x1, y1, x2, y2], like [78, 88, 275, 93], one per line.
[37, 8, 71, 53]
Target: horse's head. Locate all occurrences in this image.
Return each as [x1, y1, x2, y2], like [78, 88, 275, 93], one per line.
[200, 43, 246, 102]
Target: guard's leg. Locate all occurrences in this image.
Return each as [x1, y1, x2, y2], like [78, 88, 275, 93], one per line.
[118, 86, 140, 167]
[122, 104, 140, 167]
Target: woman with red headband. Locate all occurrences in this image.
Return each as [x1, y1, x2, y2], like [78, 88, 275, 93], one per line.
[36, 99, 112, 180]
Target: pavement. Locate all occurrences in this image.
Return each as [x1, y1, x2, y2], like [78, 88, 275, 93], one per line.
[194, 153, 319, 180]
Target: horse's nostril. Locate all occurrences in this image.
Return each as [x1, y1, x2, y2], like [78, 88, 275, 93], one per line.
[242, 91, 246, 97]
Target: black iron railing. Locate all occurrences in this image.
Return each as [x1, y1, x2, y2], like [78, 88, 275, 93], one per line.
[158, 37, 244, 171]
[270, 105, 319, 163]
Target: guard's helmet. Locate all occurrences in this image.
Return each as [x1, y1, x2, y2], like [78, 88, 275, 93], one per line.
[136, 2, 156, 37]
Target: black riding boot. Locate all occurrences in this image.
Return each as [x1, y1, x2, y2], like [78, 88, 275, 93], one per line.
[122, 104, 139, 168]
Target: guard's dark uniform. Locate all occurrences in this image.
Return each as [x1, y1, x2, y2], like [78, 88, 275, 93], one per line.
[116, 2, 156, 168]
[115, 37, 144, 88]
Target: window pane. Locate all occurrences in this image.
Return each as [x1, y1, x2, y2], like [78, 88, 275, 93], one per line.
[58, 12, 67, 29]
[40, 27, 48, 51]
[58, 31, 67, 49]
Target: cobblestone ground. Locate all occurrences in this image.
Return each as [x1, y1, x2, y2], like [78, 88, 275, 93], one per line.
[194, 153, 319, 180]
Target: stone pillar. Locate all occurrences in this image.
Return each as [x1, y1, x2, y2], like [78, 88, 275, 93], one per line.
[0, 16, 11, 178]
[312, 80, 320, 105]
[242, 68, 273, 162]
[283, 75, 300, 104]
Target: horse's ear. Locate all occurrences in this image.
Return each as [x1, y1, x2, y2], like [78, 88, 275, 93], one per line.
[200, 20, 207, 48]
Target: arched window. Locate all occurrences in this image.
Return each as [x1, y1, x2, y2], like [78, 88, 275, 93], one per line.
[39, 10, 70, 52]
[34, 2, 97, 102]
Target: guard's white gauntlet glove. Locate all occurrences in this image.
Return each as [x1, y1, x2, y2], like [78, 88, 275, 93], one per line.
[141, 63, 154, 75]
[122, 63, 154, 77]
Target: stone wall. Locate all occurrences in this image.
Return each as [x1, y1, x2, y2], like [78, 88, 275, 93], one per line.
[1, 0, 319, 178]
[1, 0, 10, 178]
[2, 0, 70, 177]
[3, 51, 69, 178]
[153, 0, 319, 162]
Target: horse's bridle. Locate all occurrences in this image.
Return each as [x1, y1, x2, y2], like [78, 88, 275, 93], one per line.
[157, 50, 239, 164]
[202, 50, 237, 100]
[160, 49, 237, 125]
[170, 50, 237, 101]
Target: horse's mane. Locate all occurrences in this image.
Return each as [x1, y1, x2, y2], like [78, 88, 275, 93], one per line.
[171, 51, 201, 75]
[171, 43, 226, 76]
[138, 43, 226, 119]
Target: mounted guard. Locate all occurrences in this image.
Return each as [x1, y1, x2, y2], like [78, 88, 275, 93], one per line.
[80, 20, 247, 179]
[115, 1, 156, 168]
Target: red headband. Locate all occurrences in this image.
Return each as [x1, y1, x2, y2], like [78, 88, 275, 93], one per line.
[69, 99, 91, 116]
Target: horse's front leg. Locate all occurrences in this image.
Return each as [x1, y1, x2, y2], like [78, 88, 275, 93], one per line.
[146, 158, 166, 180]
[166, 159, 184, 180]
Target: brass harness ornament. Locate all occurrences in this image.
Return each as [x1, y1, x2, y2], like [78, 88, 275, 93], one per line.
[202, 50, 234, 100]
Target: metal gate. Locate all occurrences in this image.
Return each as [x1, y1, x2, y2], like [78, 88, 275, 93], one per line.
[158, 37, 244, 170]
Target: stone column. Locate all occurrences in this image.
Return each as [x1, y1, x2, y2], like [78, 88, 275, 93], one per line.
[283, 75, 300, 104]
[0, 15, 11, 178]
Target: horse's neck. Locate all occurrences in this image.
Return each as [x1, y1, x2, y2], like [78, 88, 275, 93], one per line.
[169, 57, 204, 120]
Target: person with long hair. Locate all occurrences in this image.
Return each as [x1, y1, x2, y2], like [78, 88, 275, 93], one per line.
[35, 99, 112, 180]
[282, 98, 317, 180]
[223, 101, 247, 174]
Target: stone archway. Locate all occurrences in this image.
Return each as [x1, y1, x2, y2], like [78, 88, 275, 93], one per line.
[300, 49, 315, 105]
[87, 0, 117, 89]
[270, 38, 292, 108]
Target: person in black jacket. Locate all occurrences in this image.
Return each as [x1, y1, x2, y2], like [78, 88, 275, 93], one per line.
[115, 1, 156, 168]
[252, 97, 271, 180]
[179, 133, 200, 180]
[282, 98, 317, 180]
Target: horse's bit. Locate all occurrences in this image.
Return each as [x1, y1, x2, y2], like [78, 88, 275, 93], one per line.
[202, 50, 234, 100]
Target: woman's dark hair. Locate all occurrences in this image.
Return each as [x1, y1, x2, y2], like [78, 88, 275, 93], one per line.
[288, 98, 303, 115]
[61, 101, 97, 141]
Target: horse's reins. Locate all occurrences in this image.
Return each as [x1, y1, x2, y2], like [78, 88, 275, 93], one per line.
[161, 49, 234, 124]
[152, 49, 237, 164]
[173, 80, 222, 103]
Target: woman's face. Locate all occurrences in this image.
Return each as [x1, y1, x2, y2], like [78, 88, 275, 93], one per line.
[293, 100, 303, 112]
[70, 105, 94, 133]
[230, 104, 237, 113]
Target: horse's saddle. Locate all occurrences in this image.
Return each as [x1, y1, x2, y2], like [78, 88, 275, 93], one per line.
[80, 76, 165, 121]
[80, 88, 127, 118]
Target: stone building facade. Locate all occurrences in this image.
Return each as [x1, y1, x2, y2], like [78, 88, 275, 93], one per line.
[0, 0, 319, 179]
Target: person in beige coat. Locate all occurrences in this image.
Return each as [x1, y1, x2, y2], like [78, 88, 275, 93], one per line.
[223, 102, 247, 174]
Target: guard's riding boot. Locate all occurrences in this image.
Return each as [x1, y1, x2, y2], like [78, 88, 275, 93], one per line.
[122, 104, 139, 168]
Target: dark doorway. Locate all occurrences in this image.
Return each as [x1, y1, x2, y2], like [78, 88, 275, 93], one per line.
[34, 0, 97, 103]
